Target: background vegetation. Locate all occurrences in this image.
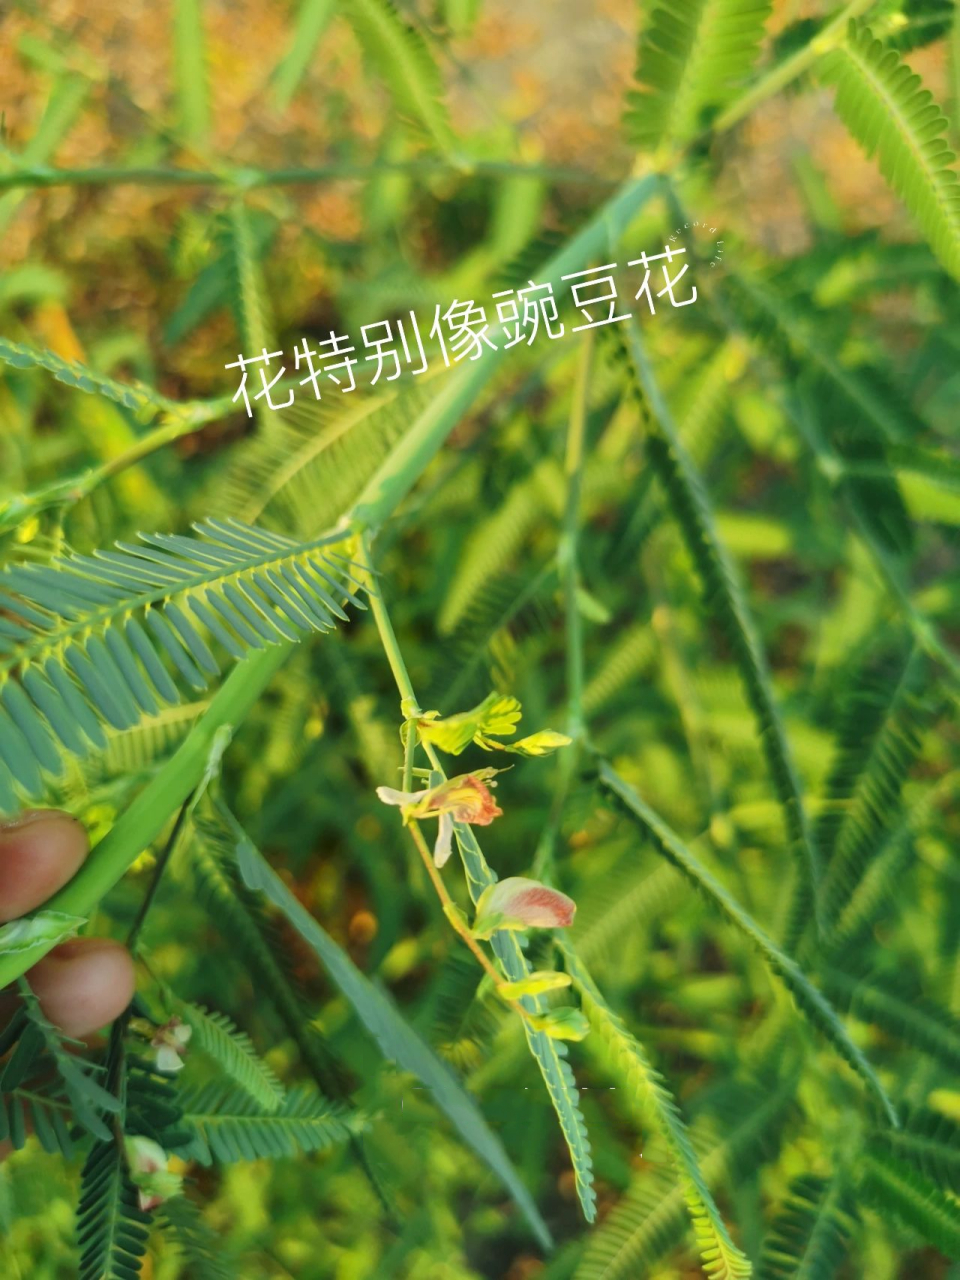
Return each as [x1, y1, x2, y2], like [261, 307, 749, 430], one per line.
[1, 0, 959, 1276]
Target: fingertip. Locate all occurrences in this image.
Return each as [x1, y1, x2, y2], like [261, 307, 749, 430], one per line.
[0, 811, 89, 923]
[27, 938, 135, 1038]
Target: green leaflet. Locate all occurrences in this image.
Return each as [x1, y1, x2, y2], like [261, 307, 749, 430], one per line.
[270, 0, 337, 111]
[823, 24, 960, 281]
[0, 909, 85, 956]
[221, 804, 553, 1250]
[561, 940, 751, 1279]
[598, 759, 898, 1128]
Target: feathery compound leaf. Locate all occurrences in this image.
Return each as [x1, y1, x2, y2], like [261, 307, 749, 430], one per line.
[818, 649, 936, 930]
[1, 1085, 76, 1157]
[723, 268, 921, 446]
[189, 818, 398, 1220]
[219, 805, 553, 1249]
[822, 965, 960, 1073]
[620, 321, 821, 936]
[823, 24, 960, 279]
[175, 1001, 285, 1111]
[222, 377, 433, 534]
[179, 1083, 354, 1165]
[158, 1196, 236, 1279]
[577, 1077, 794, 1280]
[598, 760, 898, 1127]
[16, 979, 120, 1142]
[860, 1148, 960, 1258]
[0, 335, 177, 419]
[625, 0, 771, 151]
[228, 202, 274, 359]
[757, 1175, 854, 1280]
[0, 518, 364, 813]
[189, 823, 349, 1097]
[870, 1107, 960, 1196]
[561, 941, 751, 1279]
[454, 823, 597, 1224]
[343, 0, 457, 154]
[77, 1140, 151, 1280]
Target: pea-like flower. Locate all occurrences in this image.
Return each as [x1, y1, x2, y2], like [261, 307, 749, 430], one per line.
[473, 876, 576, 939]
[151, 1016, 192, 1074]
[124, 1136, 183, 1212]
[376, 768, 503, 867]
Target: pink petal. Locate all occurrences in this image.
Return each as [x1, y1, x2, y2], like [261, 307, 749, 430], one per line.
[476, 876, 576, 931]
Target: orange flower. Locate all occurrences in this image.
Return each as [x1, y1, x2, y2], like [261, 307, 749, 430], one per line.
[376, 769, 503, 867]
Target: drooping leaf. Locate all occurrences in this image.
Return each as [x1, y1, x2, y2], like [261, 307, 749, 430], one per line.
[219, 803, 553, 1249]
[823, 23, 960, 280]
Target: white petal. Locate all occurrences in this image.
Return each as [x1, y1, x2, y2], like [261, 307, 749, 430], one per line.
[434, 812, 454, 867]
[376, 786, 421, 807]
[155, 1046, 184, 1074]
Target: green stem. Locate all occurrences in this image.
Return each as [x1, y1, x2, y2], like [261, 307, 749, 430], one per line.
[0, 405, 231, 536]
[532, 333, 594, 879]
[125, 793, 194, 955]
[0, 159, 619, 194]
[361, 533, 418, 708]
[561, 331, 594, 745]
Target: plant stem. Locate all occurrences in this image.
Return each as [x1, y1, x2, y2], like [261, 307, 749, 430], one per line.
[0, 158, 619, 194]
[361, 532, 418, 710]
[561, 331, 594, 746]
[360, 538, 532, 1012]
[125, 793, 194, 955]
[407, 821, 517, 1003]
[0, 404, 231, 536]
[532, 333, 594, 879]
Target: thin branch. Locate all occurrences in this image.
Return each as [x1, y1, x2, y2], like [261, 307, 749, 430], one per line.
[0, 158, 620, 194]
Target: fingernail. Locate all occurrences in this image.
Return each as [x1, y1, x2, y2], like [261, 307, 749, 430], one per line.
[0, 810, 83, 835]
[0, 810, 53, 832]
